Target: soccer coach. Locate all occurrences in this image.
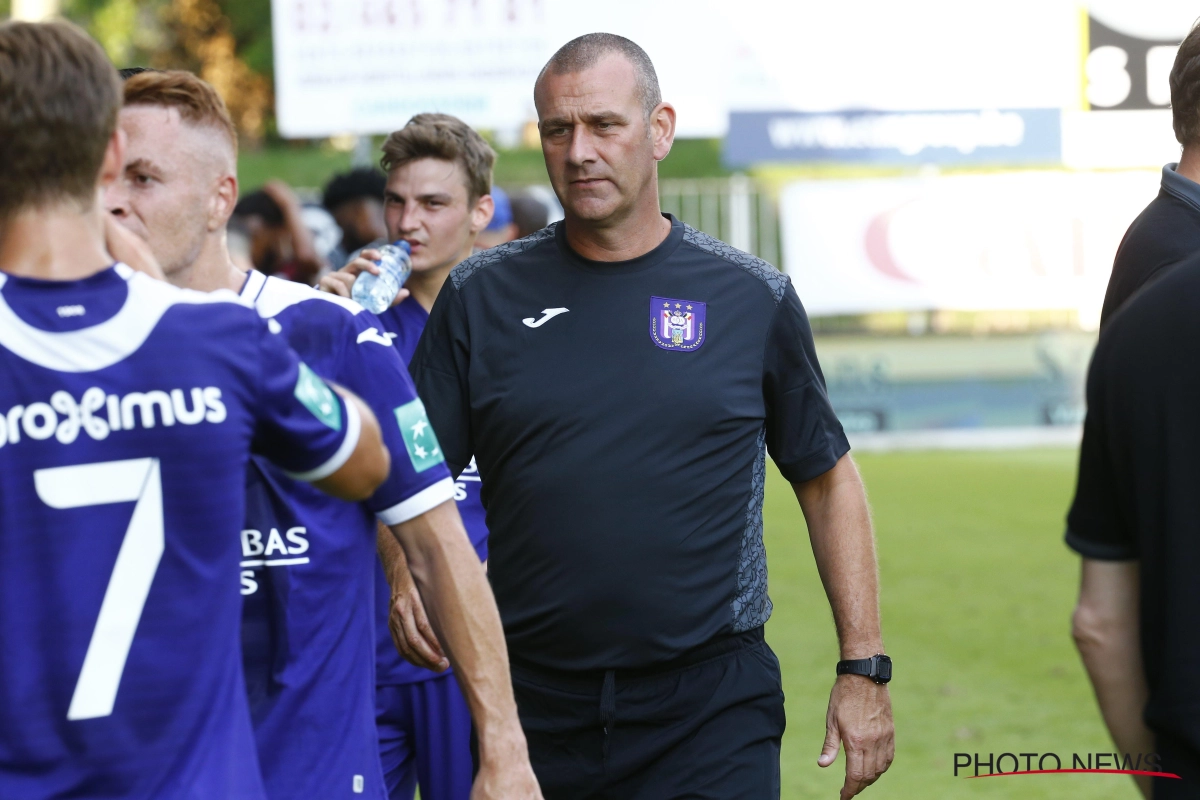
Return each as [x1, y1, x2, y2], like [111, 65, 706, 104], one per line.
[410, 33, 894, 799]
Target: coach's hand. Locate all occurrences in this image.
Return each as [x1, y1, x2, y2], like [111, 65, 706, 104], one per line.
[818, 674, 894, 799]
[472, 735, 544, 800]
[388, 569, 449, 672]
[318, 249, 410, 307]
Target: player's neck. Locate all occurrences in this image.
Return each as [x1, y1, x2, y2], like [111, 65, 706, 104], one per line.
[1177, 144, 1200, 186]
[407, 243, 472, 312]
[0, 201, 112, 281]
[562, 188, 670, 263]
[168, 232, 246, 294]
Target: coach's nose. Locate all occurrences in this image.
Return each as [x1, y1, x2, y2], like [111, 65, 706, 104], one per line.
[566, 125, 599, 168]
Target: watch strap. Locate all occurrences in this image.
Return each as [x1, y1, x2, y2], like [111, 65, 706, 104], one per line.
[836, 657, 874, 678]
[836, 654, 892, 684]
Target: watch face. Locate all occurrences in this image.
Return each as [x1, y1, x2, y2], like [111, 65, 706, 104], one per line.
[875, 656, 892, 682]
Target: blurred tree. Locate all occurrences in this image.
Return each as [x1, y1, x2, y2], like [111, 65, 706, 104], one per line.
[64, 0, 166, 69]
[160, 0, 271, 141]
[62, 0, 274, 142]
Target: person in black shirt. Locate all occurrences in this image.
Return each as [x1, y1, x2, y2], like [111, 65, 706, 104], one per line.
[1100, 23, 1200, 327]
[410, 33, 894, 800]
[1067, 250, 1200, 799]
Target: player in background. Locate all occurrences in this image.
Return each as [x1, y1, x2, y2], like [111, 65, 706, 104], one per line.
[319, 114, 496, 800]
[0, 21, 390, 799]
[104, 72, 540, 800]
[508, 191, 551, 240]
[475, 187, 518, 250]
[323, 167, 389, 270]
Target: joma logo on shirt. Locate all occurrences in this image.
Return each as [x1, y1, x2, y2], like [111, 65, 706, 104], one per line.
[0, 386, 227, 447]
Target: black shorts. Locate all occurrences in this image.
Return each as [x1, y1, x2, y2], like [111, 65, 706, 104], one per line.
[1155, 732, 1200, 800]
[510, 628, 786, 800]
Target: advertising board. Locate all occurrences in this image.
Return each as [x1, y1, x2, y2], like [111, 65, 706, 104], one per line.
[780, 170, 1161, 323]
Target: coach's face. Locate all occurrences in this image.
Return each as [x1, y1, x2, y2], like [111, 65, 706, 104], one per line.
[105, 105, 236, 278]
[384, 157, 492, 274]
[536, 54, 675, 226]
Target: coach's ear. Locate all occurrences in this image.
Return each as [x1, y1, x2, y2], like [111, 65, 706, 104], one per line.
[651, 102, 676, 162]
[208, 172, 239, 232]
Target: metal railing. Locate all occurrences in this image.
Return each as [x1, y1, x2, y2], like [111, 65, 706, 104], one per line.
[659, 176, 780, 267]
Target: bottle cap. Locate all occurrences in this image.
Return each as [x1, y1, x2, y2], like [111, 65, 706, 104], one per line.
[392, 240, 411, 253]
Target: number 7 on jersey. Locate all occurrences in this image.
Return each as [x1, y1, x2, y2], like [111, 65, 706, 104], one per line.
[34, 458, 164, 720]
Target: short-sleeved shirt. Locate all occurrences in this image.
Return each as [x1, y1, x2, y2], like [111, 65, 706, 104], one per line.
[1100, 163, 1200, 327]
[373, 296, 488, 685]
[0, 265, 358, 799]
[1067, 251, 1200, 752]
[410, 216, 849, 672]
[236, 271, 454, 798]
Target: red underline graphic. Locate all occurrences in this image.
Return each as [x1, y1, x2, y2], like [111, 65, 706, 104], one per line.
[968, 769, 1181, 779]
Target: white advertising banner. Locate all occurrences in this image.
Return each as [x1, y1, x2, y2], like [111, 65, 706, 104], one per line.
[271, 0, 747, 138]
[272, 0, 1090, 139]
[780, 170, 1161, 323]
[271, 0, 550, 138]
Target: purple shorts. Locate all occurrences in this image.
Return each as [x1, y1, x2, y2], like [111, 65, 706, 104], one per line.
[376, 672, 474, 800]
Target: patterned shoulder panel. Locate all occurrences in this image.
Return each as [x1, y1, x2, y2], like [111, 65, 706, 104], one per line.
[681, 224, 788, 305]
[450, 224, 558, 290]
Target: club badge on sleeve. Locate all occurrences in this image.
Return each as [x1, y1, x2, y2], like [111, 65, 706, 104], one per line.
[650, 296, 706, 352]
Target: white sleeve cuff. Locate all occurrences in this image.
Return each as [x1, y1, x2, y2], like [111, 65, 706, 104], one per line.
[284, 396, 362, 482]
[375, 477, 456, 526]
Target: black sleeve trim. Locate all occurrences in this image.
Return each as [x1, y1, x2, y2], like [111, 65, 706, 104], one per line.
[775, 434, 851, 485]
[1064, 528, 1138, 561]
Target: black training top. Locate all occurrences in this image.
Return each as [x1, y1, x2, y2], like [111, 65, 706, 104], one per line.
[1100, 163, 1200, 328]
[1067, 251, 1200, 751]
[410, 215, 849, 671]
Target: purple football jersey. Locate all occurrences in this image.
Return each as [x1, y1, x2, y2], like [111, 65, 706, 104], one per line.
[0, 265, 359, 799]
[237, 272, 454, 798]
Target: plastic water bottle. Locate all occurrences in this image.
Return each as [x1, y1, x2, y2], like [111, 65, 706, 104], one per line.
[352, 240, 412, 314]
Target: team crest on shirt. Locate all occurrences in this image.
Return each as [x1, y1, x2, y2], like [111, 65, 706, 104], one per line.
[649, 297, 706, 352]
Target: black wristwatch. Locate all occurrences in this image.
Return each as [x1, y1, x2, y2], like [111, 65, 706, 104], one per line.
[836, 654, 892, 684]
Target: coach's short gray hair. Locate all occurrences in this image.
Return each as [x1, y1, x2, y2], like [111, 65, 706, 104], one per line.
[537, 33, 662, 118]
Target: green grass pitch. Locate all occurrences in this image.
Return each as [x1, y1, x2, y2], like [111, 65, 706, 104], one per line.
[765, 448, 1138, 799]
